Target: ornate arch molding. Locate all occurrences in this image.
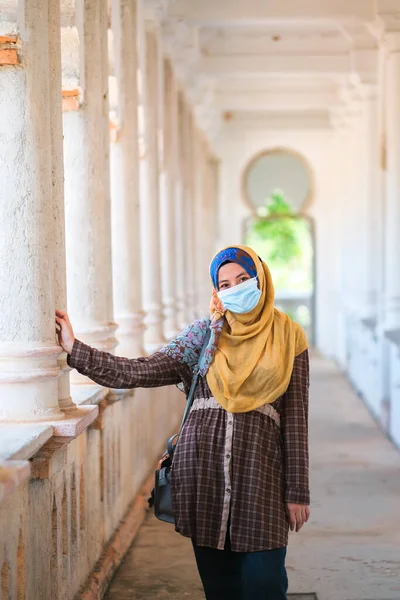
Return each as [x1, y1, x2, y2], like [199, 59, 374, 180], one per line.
[241, 146, 315, 217]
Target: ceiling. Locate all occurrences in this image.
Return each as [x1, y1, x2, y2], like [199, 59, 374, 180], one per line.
[162, 0, 387, 138]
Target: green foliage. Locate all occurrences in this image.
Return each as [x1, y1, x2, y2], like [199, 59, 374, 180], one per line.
[262, 192, 293, 216]
[245, 191, 313, 293]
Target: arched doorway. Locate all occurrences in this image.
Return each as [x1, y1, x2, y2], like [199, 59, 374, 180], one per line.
[242, 148, 316, 344]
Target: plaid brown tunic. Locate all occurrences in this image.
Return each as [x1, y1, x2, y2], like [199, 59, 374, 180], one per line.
[68, 321, 310, 552]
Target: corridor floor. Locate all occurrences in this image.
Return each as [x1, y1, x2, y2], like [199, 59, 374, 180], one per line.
[105, 356, 400, 600]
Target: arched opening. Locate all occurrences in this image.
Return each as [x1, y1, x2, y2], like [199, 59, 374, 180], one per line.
[242, 148, 316, 344]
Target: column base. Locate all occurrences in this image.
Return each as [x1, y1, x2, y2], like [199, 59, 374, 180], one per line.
[0, 342, 65, 422]
[162, 298, 180, 341]
[114, 313, 146, 358]
[143, 304, 165, 354]
[144, 341, 164, 354]
[57, 354, 76, 411]
[185, 291, 196, 323]
[74, 321, 119, 350]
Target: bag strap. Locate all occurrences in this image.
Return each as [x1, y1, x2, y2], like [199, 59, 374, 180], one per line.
[167, 322, 211, 458]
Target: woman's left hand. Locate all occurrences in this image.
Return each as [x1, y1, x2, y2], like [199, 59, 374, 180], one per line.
[286, 503, 310, 532]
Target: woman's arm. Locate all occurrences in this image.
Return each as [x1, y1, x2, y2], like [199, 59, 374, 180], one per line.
[66, 340, 188, 389]
[281, 349, 310, 529]
[56, 310, 191, 389]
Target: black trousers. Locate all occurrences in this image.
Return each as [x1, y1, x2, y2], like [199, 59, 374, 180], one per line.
[192, 532, 288, 600]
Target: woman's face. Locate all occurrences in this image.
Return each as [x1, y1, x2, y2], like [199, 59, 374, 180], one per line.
[217, 262, 251, 291]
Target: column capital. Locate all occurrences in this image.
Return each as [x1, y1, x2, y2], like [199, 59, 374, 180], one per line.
[162, 17, 200, 83]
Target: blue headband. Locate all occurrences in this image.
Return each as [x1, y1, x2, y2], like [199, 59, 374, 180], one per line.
[210, 247, 257, 289]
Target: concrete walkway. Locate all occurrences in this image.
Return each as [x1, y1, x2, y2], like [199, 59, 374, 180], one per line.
[105, 356, 400, 600]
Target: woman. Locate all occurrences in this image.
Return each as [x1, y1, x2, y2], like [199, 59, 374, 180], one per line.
[56, 245, 310, 600]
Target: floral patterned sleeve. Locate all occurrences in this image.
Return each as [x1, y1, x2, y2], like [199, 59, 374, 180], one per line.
[159, 318, 210, 369]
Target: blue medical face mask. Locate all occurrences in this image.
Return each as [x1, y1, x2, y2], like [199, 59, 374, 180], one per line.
[217, 277, 261, 314]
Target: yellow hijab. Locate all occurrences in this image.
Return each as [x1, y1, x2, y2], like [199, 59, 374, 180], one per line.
[206, 245, 308, 413]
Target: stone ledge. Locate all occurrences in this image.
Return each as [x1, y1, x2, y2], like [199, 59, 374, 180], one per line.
[0, 460, 31, 503]
[0, 424, 54, 461]
[55, 405, 99, 436]
[0, 406, 98, 469]
[71, 383, 109, 406]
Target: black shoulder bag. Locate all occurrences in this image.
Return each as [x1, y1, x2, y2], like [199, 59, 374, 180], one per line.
[149, 323, 211, 524]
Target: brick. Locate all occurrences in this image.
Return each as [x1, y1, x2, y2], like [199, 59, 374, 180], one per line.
[62, 89, 80, 112]
[0, 48, 19, 66]
[0, 35, 18, 44]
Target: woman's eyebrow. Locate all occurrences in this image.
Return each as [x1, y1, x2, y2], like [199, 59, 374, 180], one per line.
[218, 271, 248, 285]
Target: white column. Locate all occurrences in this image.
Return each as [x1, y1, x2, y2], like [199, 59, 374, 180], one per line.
[62, 0, 117, 383]
[341, 97, 365, 316]
[192, 131, 210, 317]
[191, 130, 219, 316]
[181, 99, 196, 323]
[383, 33, 400, 331]
[187, 110, 198, 320]
[344, 85, 379, 321]
[137, 8, 165, 352]
[174, 182, 187, 330]
[50, 0, 74, 411]
[160, 60, 179, 339]
[330, 110, 351, 367]
[209, 157, 219, 256]
[174, 92, 188, 329]
[204, 152, 219, 309]
[109, 0, 145, 358]
[0, 1, 64, 420]
[359, 85, 380, 320]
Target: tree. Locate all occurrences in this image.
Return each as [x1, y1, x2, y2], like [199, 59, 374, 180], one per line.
[245, 191, 312, 292]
